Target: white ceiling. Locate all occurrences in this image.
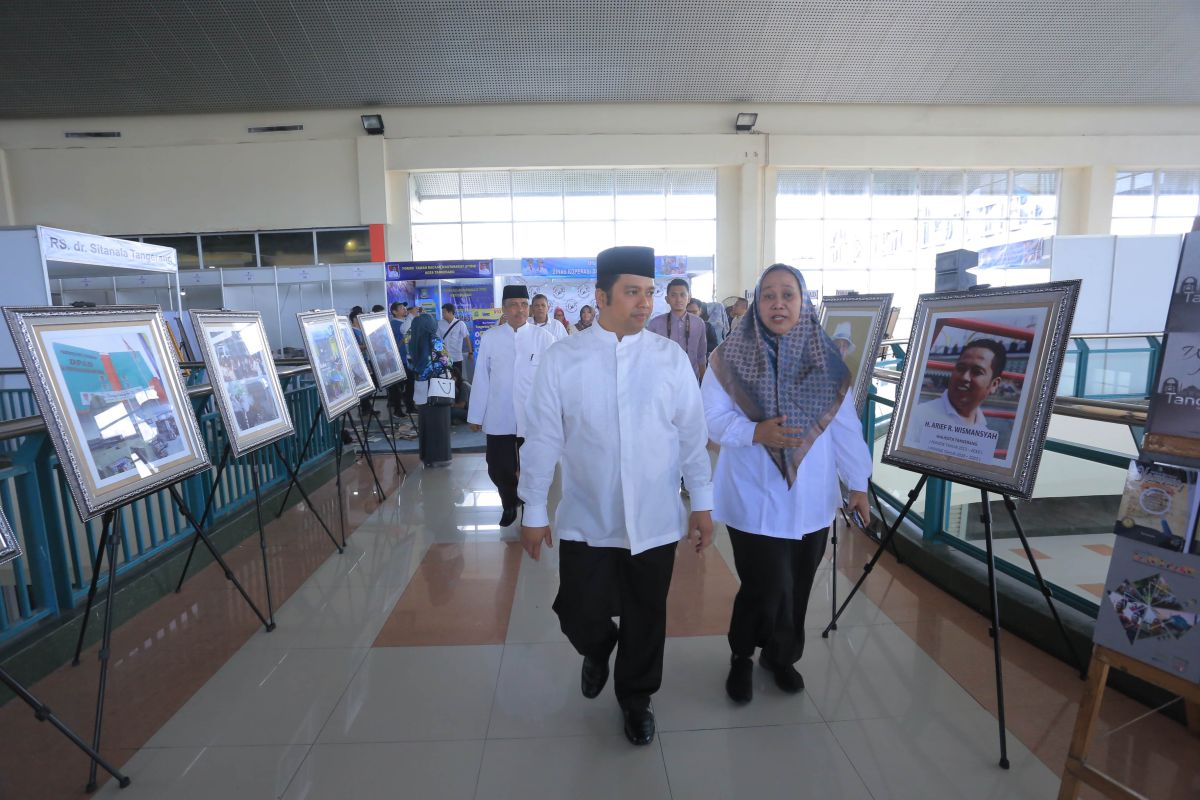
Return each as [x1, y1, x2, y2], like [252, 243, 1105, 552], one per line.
[1, 0, 1198, 119]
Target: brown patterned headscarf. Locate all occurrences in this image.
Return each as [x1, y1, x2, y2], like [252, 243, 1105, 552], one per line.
[709, 264, 851, 488]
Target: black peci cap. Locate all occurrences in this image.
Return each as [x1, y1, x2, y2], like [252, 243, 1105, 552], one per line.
[597, 246, 655, 280]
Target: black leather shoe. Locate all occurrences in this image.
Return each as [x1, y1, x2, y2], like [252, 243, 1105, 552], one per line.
[726, 655, 754, 704]
[499, 506, 518, 527]
[581, 654, 610, 699]
[760, 653, 804, 694]
[622, 705, 655, 746]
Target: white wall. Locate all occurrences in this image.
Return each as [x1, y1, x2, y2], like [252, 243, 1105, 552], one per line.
[2, 102, 1199, 301]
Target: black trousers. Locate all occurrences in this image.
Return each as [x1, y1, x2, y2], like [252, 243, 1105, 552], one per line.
[554, 539, 677, 711]
[485, 434, 523, 510]
[727, 526, 828, 665]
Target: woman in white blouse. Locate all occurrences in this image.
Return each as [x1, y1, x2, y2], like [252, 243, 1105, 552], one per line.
[702, 264, 872, 704]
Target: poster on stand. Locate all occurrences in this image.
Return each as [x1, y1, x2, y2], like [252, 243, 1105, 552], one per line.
[470, 309, 503, 353]
[4, 305, 210, 520]
[0, 505, 22, 566]
[296, 310, 357, 421]
[337, 316, 376, 399]
[358, 311, 407, 388]
[818, 293, 893, 413]
[391, 260, 492, 280]
[881, 281, 1080, 499]
[190, 310, 294, 458]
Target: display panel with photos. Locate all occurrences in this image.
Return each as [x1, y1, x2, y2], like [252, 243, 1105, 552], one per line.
[818, 293, 893, 413]
[4, 305, 211, 520]
[0, 506, 22, 567]
[358, 311, 407, 387]
[190, 310, 295, 458]
[296, 310, 358, 421]
[881, 281, 1080, 499]
[337, 316, 376, 398]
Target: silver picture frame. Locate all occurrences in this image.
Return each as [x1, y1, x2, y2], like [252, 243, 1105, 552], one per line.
[358, 311, 407, 388]
[296, 309, 359, 421]
[0, 505, 22, 567]
[818, 293, 893, 414]
[337, 316, 377, 399]
[4, 305, 211, 521]
[189, 310, 295, 458]
[881, 280, 1080, 499]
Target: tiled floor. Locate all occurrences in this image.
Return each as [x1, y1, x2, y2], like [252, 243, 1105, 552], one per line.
[1, 453, 1197, 799]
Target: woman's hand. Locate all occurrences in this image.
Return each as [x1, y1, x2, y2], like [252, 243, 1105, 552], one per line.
[752, 416, 806, 449]
[846, 491, 870, 528]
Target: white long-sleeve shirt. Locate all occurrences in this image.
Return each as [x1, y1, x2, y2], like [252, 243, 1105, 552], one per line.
[520, 324, 714, 555]
[467, 321, 556, 437]
[701, 371, 873, 539]
[533, 318, 568, 341]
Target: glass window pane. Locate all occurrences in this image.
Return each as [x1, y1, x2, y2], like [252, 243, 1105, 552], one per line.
[824, 171, 871, 218]
[564, 170, 614, 220]
[461, 172, 512, 222]
[964, 171, 1009, 219]
[512, 171, 564, 221]
[775, 220, 823, 270]
[665, 220, 716, 256]
[1011, 171, 1059, 222]
[411, 223, 462, 260]
[871, 220, 917, 268]
[776, 170, 824, 219]
[917, 219, 962, 253]
[871, 171, 918, 218]
[259, 231, 315, 266]
[1111, 171, 1155, 217]
[615, 219, 666, 251]
[461, 222, 513, 258]
[1009, 217, 1057, 242]
[821, 270, 872, 296]
[143, 235, 201, 270]
[317, 228, 370, 264]
[1154, 217, 1198, 235]
[616, 170, 666, 219]
[823, 220, 871, 268]
[411, 172, 461, 223]
[514, 221, 565, 257]
[963, 218, 1009, 251]
[918, 171, 965, 219]
[564, 220, 614, 255]
[868, 268, 917, 298]
[666, 170, 717, 219]
[1157, 170, 1200, 217]
[201, 233, 256, 268]
[1110, 218, 1154, 236]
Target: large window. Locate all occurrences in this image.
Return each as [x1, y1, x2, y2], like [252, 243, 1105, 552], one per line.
[1111, 170, 1200, 235]
[409, 169, 718, 260]
[775, 169, 1059, 331]
[123, 228, 369, 269]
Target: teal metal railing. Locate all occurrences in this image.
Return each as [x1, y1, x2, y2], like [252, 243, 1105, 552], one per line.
[0, 367, 336, 643]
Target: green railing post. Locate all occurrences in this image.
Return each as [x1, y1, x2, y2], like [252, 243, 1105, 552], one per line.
[15, 433, 74, 613]
[1144, 335, 1162, 398]
[862, 385, 878, 452]
[921, 476, 948, 540]
[1072, 338, 1090, 398]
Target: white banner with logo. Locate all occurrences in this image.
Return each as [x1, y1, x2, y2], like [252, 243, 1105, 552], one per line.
[38, 226, 178, 272]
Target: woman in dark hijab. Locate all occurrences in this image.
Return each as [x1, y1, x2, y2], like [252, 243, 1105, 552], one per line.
[701, 264, 873, 704]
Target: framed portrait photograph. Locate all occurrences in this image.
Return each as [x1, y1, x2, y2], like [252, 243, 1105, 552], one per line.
[881, 280, 1080, 499]
[336, 316, 376, 399]
[190, 310, 295, 458]
[358, 311, 407, 387]
[4, 305, 211, 521]
[0, 505, 22, 567]
[296, 310, 358, 421]
[818, 293, 893, 412]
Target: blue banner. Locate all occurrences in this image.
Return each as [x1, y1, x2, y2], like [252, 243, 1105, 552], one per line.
[388, 259, 494, 280]
[521, 255, 688, 278]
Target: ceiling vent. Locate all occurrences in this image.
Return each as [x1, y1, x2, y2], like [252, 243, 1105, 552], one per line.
[247, 124, 304, 133]
[64, 131, 121, 138]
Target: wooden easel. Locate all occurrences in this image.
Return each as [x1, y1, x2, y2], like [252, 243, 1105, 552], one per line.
[1058, 644, 1200, 799]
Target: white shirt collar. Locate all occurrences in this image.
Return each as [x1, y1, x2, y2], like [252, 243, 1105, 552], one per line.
[939, 390, 984, 426]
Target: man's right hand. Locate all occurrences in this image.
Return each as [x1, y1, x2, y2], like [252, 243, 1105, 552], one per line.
[469, 423, 482, 432]
[752, 416, 805, 449]
[520, 525, 554, 561]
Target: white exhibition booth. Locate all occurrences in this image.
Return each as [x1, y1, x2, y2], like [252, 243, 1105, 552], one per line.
[0, 226, 181, 385]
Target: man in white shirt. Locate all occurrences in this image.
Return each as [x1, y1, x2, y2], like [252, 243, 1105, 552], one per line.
[530, 293, 568, 341]
[468, 285, 556, 527]
[904, 339, 1005, 463]
[519, 245, 714, 747]
[436, 303, 473, 375]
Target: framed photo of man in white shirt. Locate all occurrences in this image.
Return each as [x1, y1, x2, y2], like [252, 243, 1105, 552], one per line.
[883, 281, 1080, 499]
